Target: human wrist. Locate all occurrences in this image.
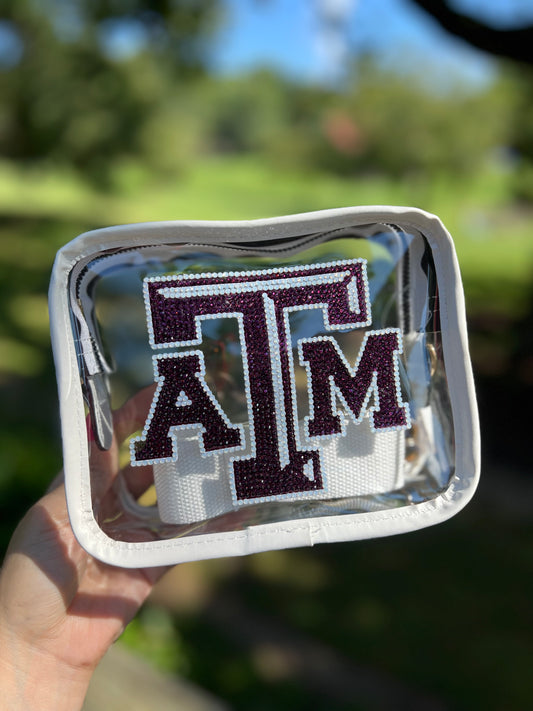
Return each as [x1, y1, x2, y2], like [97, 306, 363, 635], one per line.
[0, 627, 93, 711]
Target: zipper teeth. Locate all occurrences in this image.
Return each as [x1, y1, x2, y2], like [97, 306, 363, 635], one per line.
[73, 244, 163, 297]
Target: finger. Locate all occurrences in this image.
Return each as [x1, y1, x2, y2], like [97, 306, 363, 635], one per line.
[96, 464, 155, 524]
[120, 462, 155, 500]
[113, 385, 157, 445]
[71, 557, 170, 629]
[88, 385, 156, 504]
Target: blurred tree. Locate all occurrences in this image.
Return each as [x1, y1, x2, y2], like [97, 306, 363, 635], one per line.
[0, 0, 220, 184]
[192, 70, 292, 154]
[409, 0, 533, 200]
[346, 60, 514, 178]
[219, 60, 513, 180]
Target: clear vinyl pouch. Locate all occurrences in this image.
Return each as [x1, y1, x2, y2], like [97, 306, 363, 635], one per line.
[49, 207, 480, 567]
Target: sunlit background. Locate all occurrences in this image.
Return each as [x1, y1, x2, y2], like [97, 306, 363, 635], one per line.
[1, 1, 533, 709]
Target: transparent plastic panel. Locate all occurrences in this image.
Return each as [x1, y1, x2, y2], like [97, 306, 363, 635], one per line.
[69, 224, 454, 543]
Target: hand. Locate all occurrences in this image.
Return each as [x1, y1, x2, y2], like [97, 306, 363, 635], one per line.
[0, 389, 168, 711]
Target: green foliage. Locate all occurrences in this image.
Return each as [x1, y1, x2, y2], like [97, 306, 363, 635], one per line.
[0, 0, 219, 183]
[342, 63, 512, 177]
[163, 60, 517, 183]
[191, 70, 293, 154]
[0, 7, 522, 188]
[500, 65, 533, 201]
[273, 61, 515, 179]
[121, 606, 189, 675]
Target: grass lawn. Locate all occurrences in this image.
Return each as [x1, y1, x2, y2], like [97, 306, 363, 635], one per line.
[1, 154, 531, 316]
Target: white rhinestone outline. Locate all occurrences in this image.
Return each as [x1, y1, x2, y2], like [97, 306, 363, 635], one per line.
[130, 350, 246, 467]
[298, 328, 411, 440]
[143, 258, 371, 350]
